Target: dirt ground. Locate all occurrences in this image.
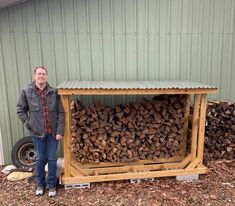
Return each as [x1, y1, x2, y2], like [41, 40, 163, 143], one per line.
[0, 160, 235, 206]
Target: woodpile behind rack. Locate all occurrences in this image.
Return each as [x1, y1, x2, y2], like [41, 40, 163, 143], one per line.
[204, 101, 235, 161]
[71, 95, 187, 163]
[187, 101, 235, 161]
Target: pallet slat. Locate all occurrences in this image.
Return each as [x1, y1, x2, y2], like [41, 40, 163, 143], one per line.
[62, 167, 208, 184]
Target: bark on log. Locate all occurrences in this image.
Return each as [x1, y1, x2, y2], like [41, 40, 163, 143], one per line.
[204, 101, 235, 161]
[187, 101, 235, 161]
[71, 95, 187, 163]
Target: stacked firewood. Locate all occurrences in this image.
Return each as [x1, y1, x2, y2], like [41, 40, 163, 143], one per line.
[204, 101, 235, 161]
[71, 95, 187, 163]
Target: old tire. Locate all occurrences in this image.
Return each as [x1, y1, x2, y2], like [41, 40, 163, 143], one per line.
[11, 136, 36, 168]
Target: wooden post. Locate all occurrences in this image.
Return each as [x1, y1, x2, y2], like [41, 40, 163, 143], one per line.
[191, 94, 201, 161]
[181, 94, 190, 157]
[61, 95, 72, 177]
[197, 94, 208, 164]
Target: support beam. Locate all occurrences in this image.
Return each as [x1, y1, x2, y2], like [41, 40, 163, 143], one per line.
[61, 95, 72, 178]
[62, 167, 208, 184]
[191, 94, 201, 161]
[176, 154, 191, 169]
[186, 158, 200, 169]
[72, 162, 180, 176]
[75, 156, 183, 169]
[197, 94, 208, 164]
[71, 165, 84, 177]
[58, 88, 217, 95]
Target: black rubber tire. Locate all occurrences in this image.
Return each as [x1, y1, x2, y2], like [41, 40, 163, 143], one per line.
[11, 136, 36, 168]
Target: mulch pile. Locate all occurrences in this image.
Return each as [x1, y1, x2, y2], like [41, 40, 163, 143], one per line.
[0, 160, 235, 206]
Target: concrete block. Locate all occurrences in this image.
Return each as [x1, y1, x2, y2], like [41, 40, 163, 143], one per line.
[130, 178, 154, 183]
[176, 174, 199, 181]
[64, 183, 90, 189]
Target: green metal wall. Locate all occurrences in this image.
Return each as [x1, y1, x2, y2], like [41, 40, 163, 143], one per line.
[0, 0, 235, 164]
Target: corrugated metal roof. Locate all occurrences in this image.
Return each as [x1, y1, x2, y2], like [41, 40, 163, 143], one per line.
[57, 81, 217, 90]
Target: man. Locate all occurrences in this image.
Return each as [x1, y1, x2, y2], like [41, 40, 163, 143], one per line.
[17, 66, 65, 197]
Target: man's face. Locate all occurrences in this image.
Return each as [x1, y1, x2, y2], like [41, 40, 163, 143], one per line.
[34, 68, 47, 85]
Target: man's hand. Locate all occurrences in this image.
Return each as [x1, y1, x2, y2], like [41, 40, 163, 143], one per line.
[56, 134, 63, 140]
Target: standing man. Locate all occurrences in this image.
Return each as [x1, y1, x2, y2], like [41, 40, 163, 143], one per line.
[17, 66, 65, 197]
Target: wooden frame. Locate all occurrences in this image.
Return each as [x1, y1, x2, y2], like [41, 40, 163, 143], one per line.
[59, 85, 217, 185]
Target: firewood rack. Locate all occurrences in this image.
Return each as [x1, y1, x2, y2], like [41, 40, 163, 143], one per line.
[57, 81, 217, 185]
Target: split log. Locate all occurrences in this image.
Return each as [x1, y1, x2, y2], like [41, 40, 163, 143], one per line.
[187, 101, 235, 161]
[204, 101, 235, 161]
[71, 95, 187, 163]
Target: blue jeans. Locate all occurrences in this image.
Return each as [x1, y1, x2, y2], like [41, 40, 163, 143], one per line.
[32, 134, 58, 188]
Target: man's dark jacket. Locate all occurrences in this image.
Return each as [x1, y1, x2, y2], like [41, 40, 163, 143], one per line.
[17, 81, 65, 138]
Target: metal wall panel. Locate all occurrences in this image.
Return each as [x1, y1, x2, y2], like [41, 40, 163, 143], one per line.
[0, 127, 5, 165]
[0, 0, 234, 164]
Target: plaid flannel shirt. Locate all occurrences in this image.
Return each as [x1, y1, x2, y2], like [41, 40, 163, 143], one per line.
[36, 86, 52, 135]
